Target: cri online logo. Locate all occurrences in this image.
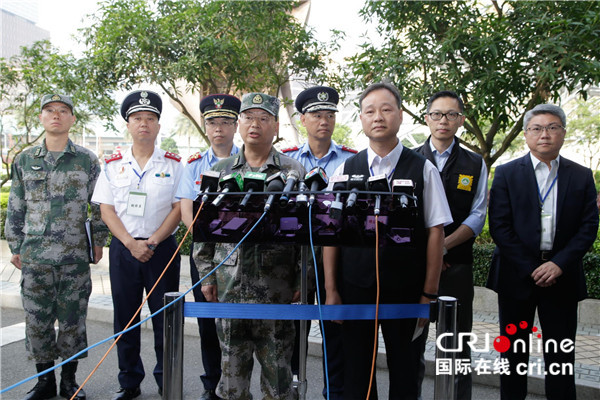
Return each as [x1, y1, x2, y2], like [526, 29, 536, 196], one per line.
[493, 320, 541, 353]
[436, 320, 576, 354]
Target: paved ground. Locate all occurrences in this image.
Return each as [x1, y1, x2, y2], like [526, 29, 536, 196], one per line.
[1, 240, 598, 399]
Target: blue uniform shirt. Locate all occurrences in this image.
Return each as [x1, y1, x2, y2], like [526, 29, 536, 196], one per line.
[176, 144, 240, 200]
[281, 140, 357, 178]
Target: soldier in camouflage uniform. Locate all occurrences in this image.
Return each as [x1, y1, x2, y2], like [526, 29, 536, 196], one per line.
[4, 94, 108, 400]
[194, 93, 306, 400]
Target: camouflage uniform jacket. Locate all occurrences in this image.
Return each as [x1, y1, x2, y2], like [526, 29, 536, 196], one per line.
[193, 146, 306, 304]
[5, 139, 108, 265]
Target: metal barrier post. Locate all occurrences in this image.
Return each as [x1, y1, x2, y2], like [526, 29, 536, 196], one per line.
[434, 296, 458, 400]
[294, 246, 309, 400]
[163, 292, 185, 400]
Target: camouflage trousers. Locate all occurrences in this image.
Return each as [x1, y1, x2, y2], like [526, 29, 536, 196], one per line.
[216, 318, 297, 400]
[20, 262, 91, 362]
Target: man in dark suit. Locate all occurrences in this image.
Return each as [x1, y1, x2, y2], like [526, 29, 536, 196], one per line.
[487, 104, 598, 400]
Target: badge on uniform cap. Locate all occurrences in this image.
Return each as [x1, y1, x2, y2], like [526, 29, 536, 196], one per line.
[317, 91, 329, 102]
[51, 94, 61, 101]
[214, 98, 224, 109]
[139, 91, 151, 106]
[252, 94, 263, 104]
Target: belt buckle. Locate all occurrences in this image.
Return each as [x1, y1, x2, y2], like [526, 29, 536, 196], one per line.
[540, 251, 551, 262]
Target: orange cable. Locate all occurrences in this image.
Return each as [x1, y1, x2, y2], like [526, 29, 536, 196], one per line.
[366, 214, 380, 400]
[71, 201, 205, 399]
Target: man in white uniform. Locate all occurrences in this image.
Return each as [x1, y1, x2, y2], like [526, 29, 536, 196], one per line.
[92, 90, 183, 400]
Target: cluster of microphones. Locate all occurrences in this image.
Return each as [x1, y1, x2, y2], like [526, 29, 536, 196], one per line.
[196, 167, 416, 216]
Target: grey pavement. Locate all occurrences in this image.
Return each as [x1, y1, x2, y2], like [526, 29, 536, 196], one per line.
[1, 240, 598, 399]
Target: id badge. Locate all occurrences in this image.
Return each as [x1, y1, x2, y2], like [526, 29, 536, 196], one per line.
[127, 191, 147, 217]
[541, 211, 553, 235]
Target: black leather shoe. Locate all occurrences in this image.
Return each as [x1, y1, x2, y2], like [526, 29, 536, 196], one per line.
[200, 389, 222, 400]
[111, 387, 141, 400]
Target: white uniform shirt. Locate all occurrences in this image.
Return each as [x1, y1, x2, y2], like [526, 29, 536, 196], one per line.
[330, 140, 453, 228]
[92, 147, 183, 238]
[530, 153, 559, 251]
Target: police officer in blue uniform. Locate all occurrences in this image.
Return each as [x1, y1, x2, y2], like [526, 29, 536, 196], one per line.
[284, 86, 356, 400]
[92, 90, 183, 400]
[176, 94, 241, 400]
[282, 86, 357, 178]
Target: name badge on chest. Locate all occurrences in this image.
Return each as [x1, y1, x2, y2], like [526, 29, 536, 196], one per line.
[127, 191, 147, 216]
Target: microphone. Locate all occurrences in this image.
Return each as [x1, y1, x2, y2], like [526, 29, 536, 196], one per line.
[345, 174, 367, 209]
[304, 166, 328, 205]
[368, 174, 390, 216]
[392, 179, 415, 208]
[238, 171, 267, 209]
[211, 172, 243, 208]
[279, 169, 300, 206]
[197, 170, 221, 203]
[295, 180, 309, 207]
[264, 172, 286, 212]
[329, 174, 349, 220]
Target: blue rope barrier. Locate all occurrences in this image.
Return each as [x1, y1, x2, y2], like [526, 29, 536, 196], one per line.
[184, 302, 430, 320]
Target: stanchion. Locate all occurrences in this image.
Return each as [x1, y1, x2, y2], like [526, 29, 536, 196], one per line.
[434, 296, 458, 400]
[163, 292, 185, 400]
[295, 246, 309, 400]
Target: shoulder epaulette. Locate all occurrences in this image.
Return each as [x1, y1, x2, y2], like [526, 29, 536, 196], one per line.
[281, 146, 299, 153]
[187, 152, 202, 164]
[165, 152, 181, 162]
[105, 153, 122, 164]
[341, 145, 358, 154]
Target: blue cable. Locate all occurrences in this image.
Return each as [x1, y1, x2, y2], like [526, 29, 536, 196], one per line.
[0, 211, 268, 395]
[309, 203, 331, 400]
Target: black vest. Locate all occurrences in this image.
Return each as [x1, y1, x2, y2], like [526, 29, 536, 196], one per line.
[340, 147, 428, 301]
[416, 138, 483, 263]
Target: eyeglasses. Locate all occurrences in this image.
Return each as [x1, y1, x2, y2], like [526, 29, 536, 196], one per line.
[239, 113, 274, 124]
[206, 120, 235, 127]
[526, 124, 565, 136]
[426, 111, 463, 121]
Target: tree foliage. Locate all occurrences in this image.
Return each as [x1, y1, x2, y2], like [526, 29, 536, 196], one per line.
[566, 97, 600, 174]
[160, 137, 179, 154]
[0, 41, 117, 187]
[348, 1, 600, 169]
[80, 0, 328, 145]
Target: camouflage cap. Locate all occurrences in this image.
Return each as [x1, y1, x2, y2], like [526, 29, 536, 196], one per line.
[240, 93, 280, 117]
[40, 94, 74, 113]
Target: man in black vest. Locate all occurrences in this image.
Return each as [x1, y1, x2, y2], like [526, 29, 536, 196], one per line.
[323, 82, 452, 399]
[414, 91, 488, 400]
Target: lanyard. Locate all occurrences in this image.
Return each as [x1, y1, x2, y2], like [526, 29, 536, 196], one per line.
[130, 162, 147, 189]
[537, 174, 557, 207]
[307, 152, 332, 174]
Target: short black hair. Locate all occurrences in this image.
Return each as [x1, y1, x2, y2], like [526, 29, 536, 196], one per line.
[359, 81, 402, 111]
[426, 90, 464, 113]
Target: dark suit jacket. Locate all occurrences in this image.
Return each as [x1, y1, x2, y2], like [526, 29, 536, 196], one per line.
[487, 154, 598, 301]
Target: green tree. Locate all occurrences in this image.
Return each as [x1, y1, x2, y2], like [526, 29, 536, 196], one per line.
[566, 97, 600, 174]
[0, 41, 117, 187]
[160, 137, 179, 154]
[80, 0, 328, 145]
[296, 122, 356, 148]
[348, 1, 600, 169]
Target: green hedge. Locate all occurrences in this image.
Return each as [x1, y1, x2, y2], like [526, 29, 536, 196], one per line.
[473, 243, 600, 300]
